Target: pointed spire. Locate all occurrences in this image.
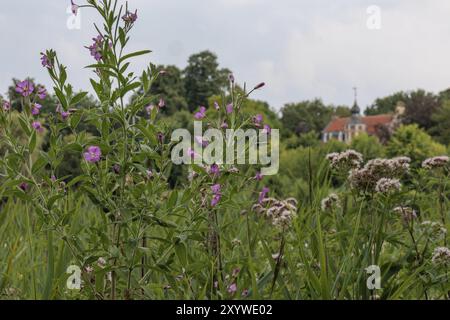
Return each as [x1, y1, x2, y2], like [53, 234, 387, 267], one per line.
[351, 86, 360, 115]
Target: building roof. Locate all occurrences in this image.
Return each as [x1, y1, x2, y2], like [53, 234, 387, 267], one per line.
[323, 114, 393, 134]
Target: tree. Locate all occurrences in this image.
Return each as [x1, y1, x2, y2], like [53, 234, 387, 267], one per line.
[430, 100, 450, 145]
[365, 91, 407, 115]
[386, 124, 446, 165]
[280, 99, 339, 137]
[137, 65, 188, 116]
[402, 90, 440, 130]
[183, 51, 230, 111]
[365, 90, 440, 131]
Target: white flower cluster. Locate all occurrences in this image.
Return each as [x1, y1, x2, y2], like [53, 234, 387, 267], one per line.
[422, 156, 449, 170]
[420, 221, 447, 241]
[326, 150, 363, 171]
[252, 197, 298, 228]
[431, 247, 450, 265]
[375, 178, 401, 194]
[347, 157, 410, 192]
[321, 193, 340, 212]
[393, 206, 417, 224]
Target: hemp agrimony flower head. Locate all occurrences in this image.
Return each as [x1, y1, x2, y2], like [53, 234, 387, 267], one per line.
[321, 193, 340, 212]
[431, 247, 450, 265]
[420, 221, 447, 241]
[348, 157, 410, 192]
[393, 206, 417, 225]
[254, 197, 298, 229]
[375, 178, 401, 194]
[422, 156, 449, 170]
[326, 149, 363, 172]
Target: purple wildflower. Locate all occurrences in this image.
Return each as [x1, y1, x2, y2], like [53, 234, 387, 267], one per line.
[60, 111, 70, 120]
[221, 121, 228, 129]
[253, 114, 263, 127]
[226, 103, 233, 114]
[228, 73, 235, 84]
[195, 136, 209, 147]
[211, 184, 221, 194]
[209, 164, 220, 175]
[83, 146, 101, 163]
[16, 80, 34, 97]
[157, 132, 165, 144]
[263, 124, 271, 135]
[255, 172, 263, 181]
[146, 169, 154, 179]
[194, 106, 207, 120]
[214, 101, 220, 110]
[71, 1, 79, 16]
[32, 121, 44, 133]
[40, 53, 52, 68]
[227, 283, 237, 295]
[211, 193, 222, 207]
[122, 10, 138, 24]
[51, 175, 57, 183]
[87, 35, 104, 61]
[37, 87, 47, 100]
[241, 289, 249, 297]
[258, 187, 269, 204]
[187, 147, 197, 159]
[158, 98, 165, 108]
[19, 182, 29, 192]
[31, 103, 42, 116]
[2, 101, 11, 112]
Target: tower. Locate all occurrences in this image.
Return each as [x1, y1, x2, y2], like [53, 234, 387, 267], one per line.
[345, 87, 365, 143]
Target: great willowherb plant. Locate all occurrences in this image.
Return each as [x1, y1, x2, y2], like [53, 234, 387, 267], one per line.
[0, 0, 271, 300]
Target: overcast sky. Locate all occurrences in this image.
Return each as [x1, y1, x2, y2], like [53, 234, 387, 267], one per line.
[1, 0, 450, 111]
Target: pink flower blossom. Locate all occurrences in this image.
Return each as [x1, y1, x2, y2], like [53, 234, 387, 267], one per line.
[258, 187, 269, 204]
[263, 124, 271, 135]
[2, 101, 10, 111]
[37, 87, 47, 100]
[31, 103, 42, 116]
[194, 106, 207, 120]
[214, 101, 220, 110]
[211, 193, 222, 207]
[32, 121, 44, 133]
[158, 98, 165, 108]
[209, 164, 220, 175]
[211, 184, 221, 194]
[71, 1, 79, 16]
[40, 53, 52, 68]
[187, 147, 197, 159]
[255, 172, 263, 181]
[226, 103, 233, 114]
[253, 114, 263, 127]
[227, 283, 237, 294]
[16, 80, 34, 97]
[83, 146, 102, 163]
